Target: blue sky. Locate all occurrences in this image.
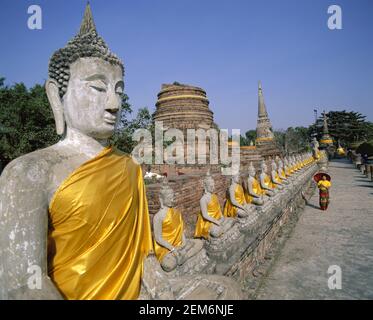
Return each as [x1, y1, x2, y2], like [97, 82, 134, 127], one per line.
[1, 0, 372, 133]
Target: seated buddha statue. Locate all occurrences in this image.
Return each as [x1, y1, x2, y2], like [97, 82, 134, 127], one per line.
[244, 162, 267, 205]
[224, 173, 255, 218]
[276, 156, 288, 183]
[270, 159, 284, 190]
[283, 156, 293, 177]
[312, 137, 320, 160]
[153, 179, 203, 272]
[259, 160, 276, 196]
[0, 4, 155, 300]
[291, 155, 300, 172]
[194, 170, 235, 239]
[297, 154, 304, 170]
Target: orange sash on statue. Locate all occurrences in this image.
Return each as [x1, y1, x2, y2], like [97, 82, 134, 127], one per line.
[153, 208, 184, 262]
[48, 146, 153, 300]
[224, 184, 246, 217]
[194, 194, 222, 239]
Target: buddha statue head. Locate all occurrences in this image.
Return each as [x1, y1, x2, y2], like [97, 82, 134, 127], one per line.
[46, 3, 124, 139]
[260, 160, 267, 174]
[248, 162, 256, 177]
[159, 178, 176, 208]
[271, 159, 277, 171]
[203, 169, 215, 193]
[232, 173, 240, 184]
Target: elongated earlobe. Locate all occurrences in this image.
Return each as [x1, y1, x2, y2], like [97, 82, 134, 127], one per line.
[45, 79, 65, 135]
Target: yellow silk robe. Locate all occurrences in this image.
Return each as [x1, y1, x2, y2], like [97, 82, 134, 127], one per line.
[244, 178, 266, 204]
[194, 194, 222, 239]
[48, 146, 153, 300]
[223, 184, 246, 218]
[274, 172, 282, 184]
[154, 208, 184, 262]
[263, 174, 276, 189]
[285, 167, 292, 176]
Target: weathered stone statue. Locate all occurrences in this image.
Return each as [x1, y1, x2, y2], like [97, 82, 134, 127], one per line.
[284, 156, 293, 177]
[276, 156, 288, 183]
[270, 159, 284, 190]
[259, 160, 276, 196]
[153, 179, 203, 272]
[223, 174, 253, 218]
[194, 171, 235, 239]
[0, 4, 155, 300]
[244, 162, 267, 205]
[311, 137, 320, 160]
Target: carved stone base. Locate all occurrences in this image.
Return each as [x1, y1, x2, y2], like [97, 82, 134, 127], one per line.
[204, 223, 244, 263]
[168, 249, 215, 277]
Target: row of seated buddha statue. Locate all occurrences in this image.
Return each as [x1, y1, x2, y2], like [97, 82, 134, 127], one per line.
[152, 152, 318, 275]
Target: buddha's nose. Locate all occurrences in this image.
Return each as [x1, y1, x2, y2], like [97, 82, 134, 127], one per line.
[106, 91, 120, 113]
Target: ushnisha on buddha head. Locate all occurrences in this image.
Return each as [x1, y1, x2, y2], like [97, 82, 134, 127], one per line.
[45, 4, 124, 140]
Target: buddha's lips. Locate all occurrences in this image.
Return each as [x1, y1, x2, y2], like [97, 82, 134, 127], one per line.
[104, 116, 116, 124]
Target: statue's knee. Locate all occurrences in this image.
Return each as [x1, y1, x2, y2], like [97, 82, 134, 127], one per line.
[161, 254, 177, 272]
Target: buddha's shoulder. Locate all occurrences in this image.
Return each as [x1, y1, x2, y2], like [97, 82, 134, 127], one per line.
[114, 148, 142, 172]
[1, 146, 63, 184]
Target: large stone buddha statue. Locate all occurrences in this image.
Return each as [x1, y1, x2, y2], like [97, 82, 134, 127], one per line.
[153, 179, 203, 272]
[0, 5, 155, 300]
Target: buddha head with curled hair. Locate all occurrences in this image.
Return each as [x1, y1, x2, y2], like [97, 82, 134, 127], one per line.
[46, 3, 124, 139]
[159, 178, 176, 208]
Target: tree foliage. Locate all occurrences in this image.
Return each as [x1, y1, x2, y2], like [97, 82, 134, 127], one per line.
[310, 110, 373, 146]
[0, 79, 59, 170]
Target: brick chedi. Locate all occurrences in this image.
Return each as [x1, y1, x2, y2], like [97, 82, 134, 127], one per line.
[153, 83, 215, 130]
[255, 81, 281, 158]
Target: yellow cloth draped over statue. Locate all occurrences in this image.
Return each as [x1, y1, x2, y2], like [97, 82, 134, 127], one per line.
[194, 194, 222, 239]
[244, 179, 266, 203]
[274, 172, 282, 183]
[223, 185, 246, 217]
[48, 146, 153, 300]
[263, 175, 276, 189]
[154, 208, 184, 262]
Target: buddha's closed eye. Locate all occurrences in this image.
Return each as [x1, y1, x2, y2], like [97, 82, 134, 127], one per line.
[90, 85, 106, 93]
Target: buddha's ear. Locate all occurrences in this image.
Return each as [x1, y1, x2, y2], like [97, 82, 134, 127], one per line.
[46, 79, 65, 135]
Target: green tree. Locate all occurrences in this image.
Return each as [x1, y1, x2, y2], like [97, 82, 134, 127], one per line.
[244, 130, 256, 145]
[311, 110, 373, 146]
[283, 126, 311, 153]
[0, 78, 59, 169]
[113, 103, 152, 154]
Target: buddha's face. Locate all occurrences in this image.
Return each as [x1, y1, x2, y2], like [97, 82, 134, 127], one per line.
[233, 174, 240, 184]
[161, 190, 175, 207]
[248, 167, 255, 177]
[62, 57, 124, 139]
[272, 162, 277, 170]
[204, 178, 215, 193]
[322, 176, 327, 181]
[261, 163, 267, 173]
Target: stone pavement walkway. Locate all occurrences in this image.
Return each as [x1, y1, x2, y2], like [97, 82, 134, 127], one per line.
[256, 159, 373, 299]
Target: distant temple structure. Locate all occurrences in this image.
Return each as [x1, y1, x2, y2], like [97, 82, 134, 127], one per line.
[153, 83, 215, 130]
[255, 81, 281, 157]
[320, 111, 333, 146]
